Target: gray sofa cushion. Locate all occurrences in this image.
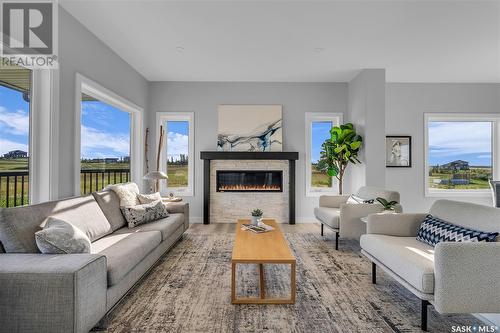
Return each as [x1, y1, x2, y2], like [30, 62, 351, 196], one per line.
[314, 207, 340, 229]
[360, 234, 435, 294]
[0, 196, 112, 253]
[91, 231, 161, 286]
[35, 217, 91, 254]
[114, 213, 184, 241]
[92, 190, 126, 231]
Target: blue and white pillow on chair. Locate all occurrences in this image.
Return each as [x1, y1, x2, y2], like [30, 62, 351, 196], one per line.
[416, 214, 499, 247]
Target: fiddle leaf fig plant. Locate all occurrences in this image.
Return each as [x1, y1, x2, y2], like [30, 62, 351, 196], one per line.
[317, 123, 363, 195]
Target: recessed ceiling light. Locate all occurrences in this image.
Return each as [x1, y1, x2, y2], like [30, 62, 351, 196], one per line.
[176, 46, 185, 52]
[314, 47, 324, 53]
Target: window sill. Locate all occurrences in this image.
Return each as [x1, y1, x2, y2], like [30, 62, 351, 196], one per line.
[425, 190, 492, 198]
[306, 190, 339, 198]
[162, 188, 193, 197]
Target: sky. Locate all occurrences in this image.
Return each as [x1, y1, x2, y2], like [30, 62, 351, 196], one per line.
[165, 121, 189, 161]
[311, 121, 332, 163]
[428, 121, 492, 166]
[0, 85, 29, 156]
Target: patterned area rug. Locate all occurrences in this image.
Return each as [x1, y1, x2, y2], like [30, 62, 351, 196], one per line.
[107, 232, 475, 332]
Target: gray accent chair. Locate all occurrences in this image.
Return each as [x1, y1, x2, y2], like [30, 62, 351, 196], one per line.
[360, 199, 500, 331]
[314, 186, 401, 249]
[0, 189, 189, 333]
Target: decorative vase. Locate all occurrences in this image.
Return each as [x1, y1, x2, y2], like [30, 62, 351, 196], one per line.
[251, 216, 261, 225]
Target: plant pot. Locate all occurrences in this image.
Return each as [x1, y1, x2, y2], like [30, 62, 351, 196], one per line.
[251, 216, 262, 225]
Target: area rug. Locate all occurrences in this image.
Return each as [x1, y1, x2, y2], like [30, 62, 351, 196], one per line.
[107, 232, 476, 332]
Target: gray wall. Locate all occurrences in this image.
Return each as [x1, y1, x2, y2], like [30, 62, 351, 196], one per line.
[147, 82, 348, 222]
[385, 83, 500, 212]
[57, 7, 148, 197]
[347, 69, 386, 194]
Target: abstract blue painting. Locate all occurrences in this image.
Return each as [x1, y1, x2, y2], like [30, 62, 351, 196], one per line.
[217, 105, 283, 152]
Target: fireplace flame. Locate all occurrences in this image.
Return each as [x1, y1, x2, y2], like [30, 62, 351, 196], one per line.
[218, 184, 281, 191]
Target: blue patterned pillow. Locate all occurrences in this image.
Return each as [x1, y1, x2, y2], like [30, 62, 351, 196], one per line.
[416, 214, 498, 247]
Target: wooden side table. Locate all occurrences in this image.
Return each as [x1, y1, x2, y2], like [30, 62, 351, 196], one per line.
[162, 197, 183, 203]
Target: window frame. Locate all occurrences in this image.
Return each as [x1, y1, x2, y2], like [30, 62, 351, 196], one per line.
[424, 113, 499, 198]
[305, 112, 343, 197]
[156, 111, 195, 197]
[74, 73, 143, 196]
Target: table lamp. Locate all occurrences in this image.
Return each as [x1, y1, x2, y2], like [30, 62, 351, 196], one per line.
[143, 171, 168, 193]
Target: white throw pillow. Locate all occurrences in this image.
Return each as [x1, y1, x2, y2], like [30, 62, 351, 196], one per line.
[347, 194, 375, 204]
[137, 192, 162, 204]
[35, 217, 91, 254]
[108, 182, 140, 207]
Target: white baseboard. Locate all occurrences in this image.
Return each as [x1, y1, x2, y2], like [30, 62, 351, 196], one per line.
[189, 217, 319, 224]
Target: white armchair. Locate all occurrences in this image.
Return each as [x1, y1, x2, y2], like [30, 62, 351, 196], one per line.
[314, 186, 401, 249]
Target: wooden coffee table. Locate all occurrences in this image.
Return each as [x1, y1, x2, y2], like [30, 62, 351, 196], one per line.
[231, 219, 296, 304]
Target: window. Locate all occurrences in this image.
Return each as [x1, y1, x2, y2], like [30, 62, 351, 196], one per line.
[80, 94, 131, 194]
[75, 74, 143, 195]
[305, 113, 343, 196]
[425, 113, 498, 197]
[0, 63, 31, 207]
[156, 112, 194, 196]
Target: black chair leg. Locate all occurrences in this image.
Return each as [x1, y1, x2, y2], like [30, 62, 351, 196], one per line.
[321, 224, 324, 236]
[335, 232, 339, 250]
[421, 299, 429, 331]
[372, 262, 376, 284]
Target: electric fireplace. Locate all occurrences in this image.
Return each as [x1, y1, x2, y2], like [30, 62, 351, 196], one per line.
[216, 170, 283, 192]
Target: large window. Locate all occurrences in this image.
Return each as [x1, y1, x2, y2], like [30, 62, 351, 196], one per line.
[157, 112, 194, 196]
[80, 94, 131, 194]
[76, 74, 143, 195]
[305, 113, 342, 196]
[425, 114, 497, 196]
[0, 63, 31, 207]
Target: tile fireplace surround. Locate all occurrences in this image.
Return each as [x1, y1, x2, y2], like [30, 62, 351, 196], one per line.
[200, 152, 299, 224]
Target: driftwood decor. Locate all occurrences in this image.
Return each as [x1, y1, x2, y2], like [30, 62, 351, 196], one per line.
[155, 125, 165, 190]
[145, 127, 150, 173]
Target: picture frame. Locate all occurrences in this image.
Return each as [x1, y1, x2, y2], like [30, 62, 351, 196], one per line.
[386, 136, 412, 167]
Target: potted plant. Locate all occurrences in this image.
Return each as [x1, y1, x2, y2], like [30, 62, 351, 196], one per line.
[251, 209, 263, 225]
[376, 197, 398, 212]
[317, 123, 363, 194]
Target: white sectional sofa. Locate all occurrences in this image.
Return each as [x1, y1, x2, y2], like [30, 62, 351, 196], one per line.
[360, 199, 500, 331]
[0, 189, 189, 333]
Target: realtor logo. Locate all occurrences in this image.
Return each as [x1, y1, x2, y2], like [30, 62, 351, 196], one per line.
[0, 0, 58, 68]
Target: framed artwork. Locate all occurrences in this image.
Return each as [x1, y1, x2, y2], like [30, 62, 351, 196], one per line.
[217, 105, 283, 152]
[386, 136, 412, 167]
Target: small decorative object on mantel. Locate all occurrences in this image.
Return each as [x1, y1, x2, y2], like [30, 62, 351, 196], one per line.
[251, 208, 263, 225]
[385, 136, 412, 167]
[376, 197, 399, 211]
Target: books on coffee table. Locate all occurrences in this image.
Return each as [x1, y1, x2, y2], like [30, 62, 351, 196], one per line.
[241, 223, 275, 233]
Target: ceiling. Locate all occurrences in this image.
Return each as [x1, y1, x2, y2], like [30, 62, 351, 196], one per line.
[60, 0, 500, 83]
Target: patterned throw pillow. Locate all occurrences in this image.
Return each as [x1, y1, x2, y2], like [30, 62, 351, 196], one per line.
[35, 217, 91, 254]
[416, 214, 499, 247]
[121, 200, 169, 228]
[137, 192, 162, 204]
[347, 194, 375, 204]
